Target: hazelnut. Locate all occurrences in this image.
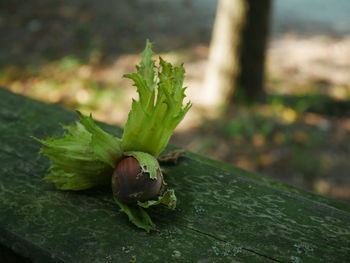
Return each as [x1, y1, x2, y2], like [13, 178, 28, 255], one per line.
[112, 157, 162, 204]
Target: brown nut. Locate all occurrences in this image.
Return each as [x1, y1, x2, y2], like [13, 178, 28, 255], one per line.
[112, 156, 162, 204]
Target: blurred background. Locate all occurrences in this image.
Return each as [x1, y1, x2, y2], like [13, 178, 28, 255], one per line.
[1, 0, 350, 202]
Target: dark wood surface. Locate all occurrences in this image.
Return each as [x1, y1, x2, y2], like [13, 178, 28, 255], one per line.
[1, 88, 350, 263]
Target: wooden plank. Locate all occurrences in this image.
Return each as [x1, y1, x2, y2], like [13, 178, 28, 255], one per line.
[181, 151, 350, 214]
[1, 88, 350, 263]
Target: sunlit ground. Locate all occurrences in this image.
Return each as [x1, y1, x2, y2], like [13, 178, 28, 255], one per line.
[1, 1, 350, 203]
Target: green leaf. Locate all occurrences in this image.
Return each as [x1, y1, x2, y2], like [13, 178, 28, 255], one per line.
[124, 151, 160, 180]
[138, 189, 176, 210]
[122, 41, 191, 157]
[43, 167, 111, 190]
[114, 198, 156, 232]
[35, 113, 123, 190]
[78, 112, 123, 168]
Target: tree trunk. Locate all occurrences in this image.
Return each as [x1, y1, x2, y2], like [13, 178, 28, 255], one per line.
[202, 0, 272, 107]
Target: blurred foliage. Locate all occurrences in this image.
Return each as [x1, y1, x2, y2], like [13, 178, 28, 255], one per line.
[0, 51, 130, 123]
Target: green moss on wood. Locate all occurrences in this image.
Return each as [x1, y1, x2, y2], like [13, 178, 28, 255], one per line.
[0, 88, 350, 263]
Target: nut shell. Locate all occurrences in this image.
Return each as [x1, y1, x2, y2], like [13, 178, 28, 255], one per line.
[112, 157, 162, 204]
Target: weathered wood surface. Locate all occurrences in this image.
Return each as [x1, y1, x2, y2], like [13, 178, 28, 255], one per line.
[0, 88, 350, 263]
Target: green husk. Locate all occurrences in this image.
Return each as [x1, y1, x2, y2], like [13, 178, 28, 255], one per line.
[36, 41, 191, 231]
[35, 118, 121, 190]
[114, 198, 156, 232]
[124, 151, 161, 180]
[122, 41, 191, 156]
[138, 189, 177, 210]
